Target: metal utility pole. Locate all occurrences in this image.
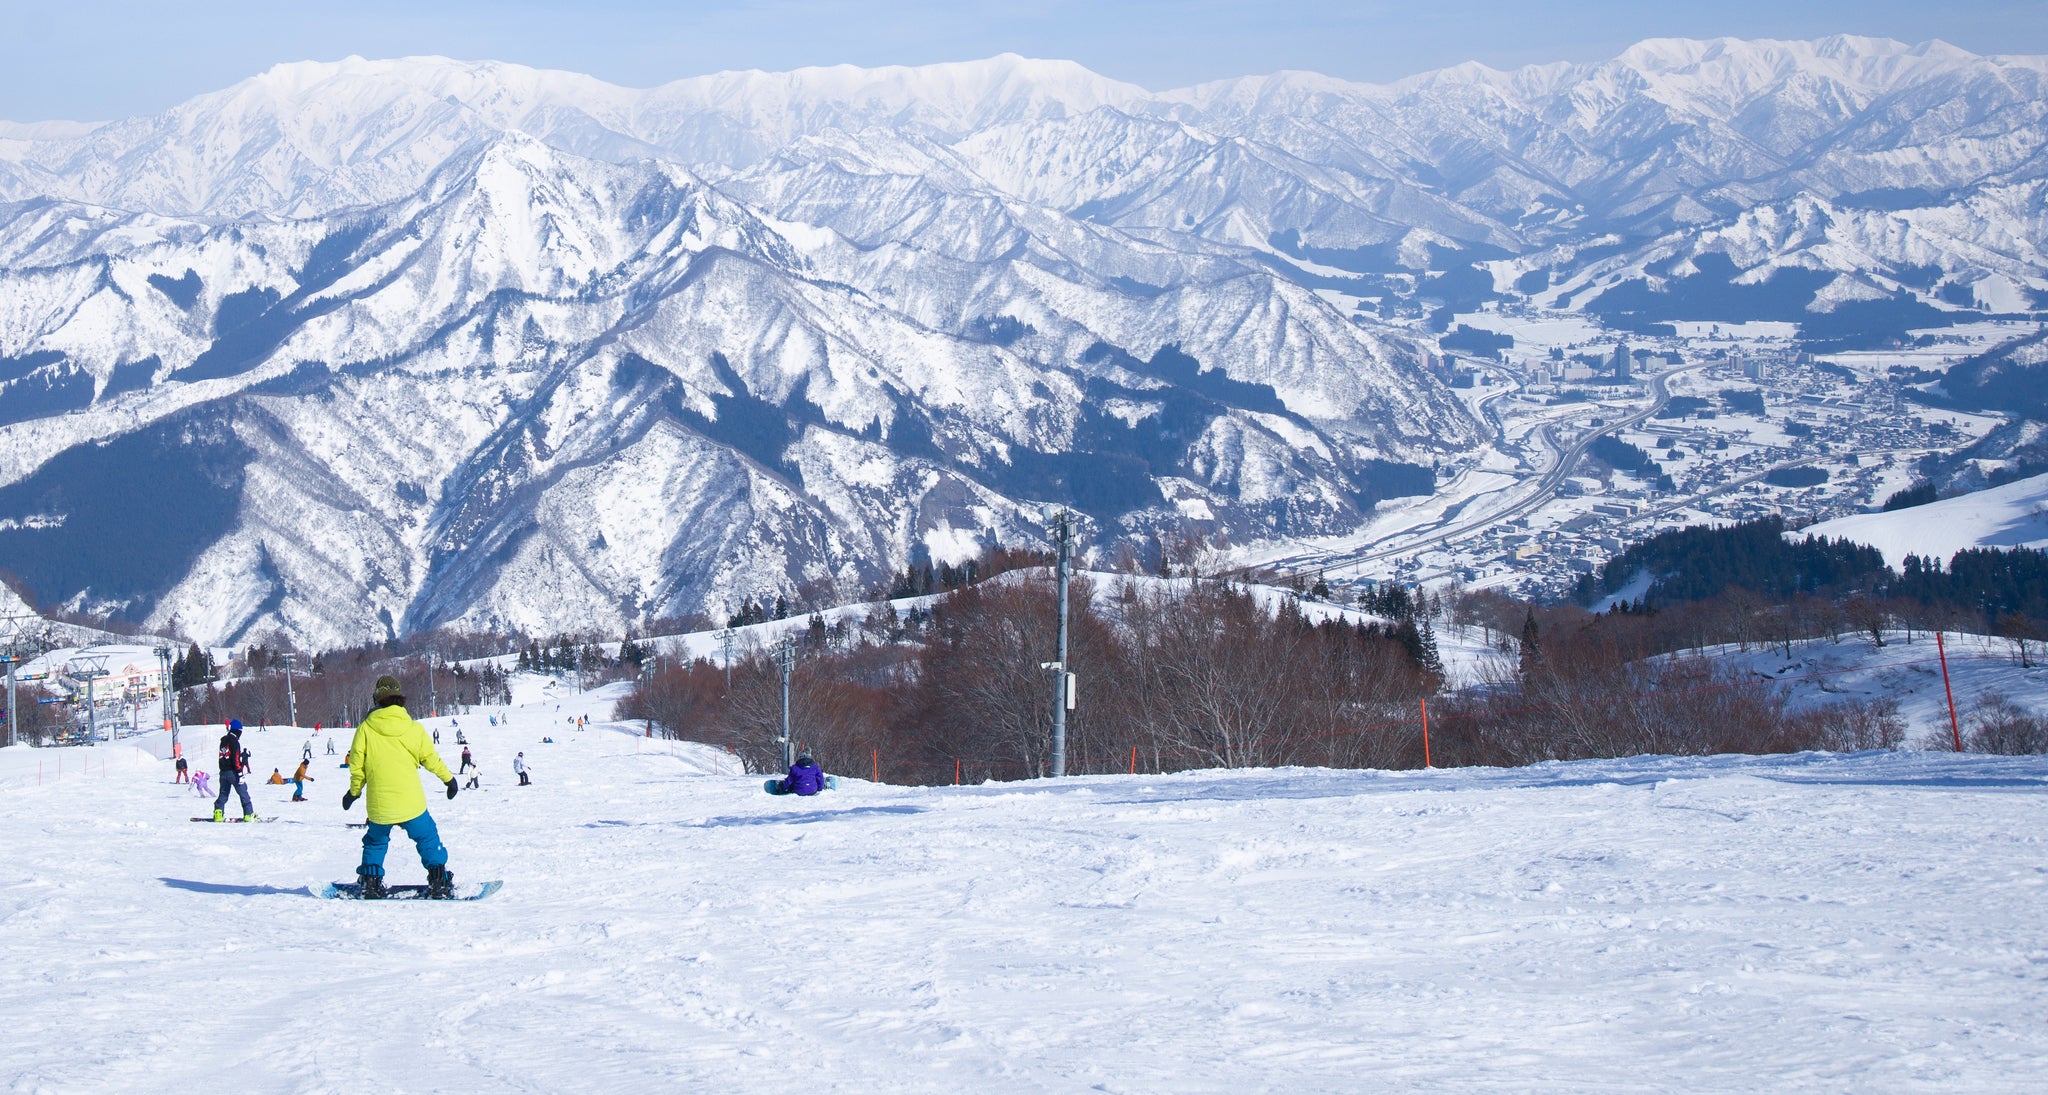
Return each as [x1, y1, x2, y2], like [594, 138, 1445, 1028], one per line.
[281, 652, 298, 730]
[720, 628, 735, 691]
[3, 653, 13, 750]
[775, 638, 797, 769]
[1043, 505, 1075, 778]
[427, 651, 438, 718]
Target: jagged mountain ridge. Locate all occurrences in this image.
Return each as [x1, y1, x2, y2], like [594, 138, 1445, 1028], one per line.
[0, 132, 1448, 646]
[0, 37, 2045, 646]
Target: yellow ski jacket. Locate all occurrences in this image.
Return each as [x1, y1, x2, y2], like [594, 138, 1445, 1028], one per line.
[347, 705, 454, 825]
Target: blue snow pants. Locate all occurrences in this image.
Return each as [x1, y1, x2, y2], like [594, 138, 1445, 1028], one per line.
[212, 773, 253, 815]
[359, 810, 448, 876]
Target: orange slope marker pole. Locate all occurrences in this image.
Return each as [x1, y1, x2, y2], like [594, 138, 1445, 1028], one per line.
[1937, 630, 1963, 753]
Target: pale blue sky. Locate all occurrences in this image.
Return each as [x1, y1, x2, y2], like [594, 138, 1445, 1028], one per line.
[3, 0, 2044, 121]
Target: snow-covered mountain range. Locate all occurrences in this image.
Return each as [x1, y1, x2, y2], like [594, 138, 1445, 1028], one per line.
[0, 37, 2044, 646]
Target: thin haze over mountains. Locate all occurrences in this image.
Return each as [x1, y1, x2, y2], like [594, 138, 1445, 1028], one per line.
[0, 37, 2043, 646]
[3, 0, 2047, 122]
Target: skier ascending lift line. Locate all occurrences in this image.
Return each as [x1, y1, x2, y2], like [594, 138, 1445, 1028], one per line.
[211, 720, 256, 821]
[343, 675, 461, 899]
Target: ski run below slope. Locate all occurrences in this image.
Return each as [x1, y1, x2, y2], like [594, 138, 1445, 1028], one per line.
[1, 682, 2045, 1093]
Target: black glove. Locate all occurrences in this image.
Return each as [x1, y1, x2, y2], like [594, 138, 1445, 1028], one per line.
[342, 791, 358, 809]
[445, 779, 459, 800]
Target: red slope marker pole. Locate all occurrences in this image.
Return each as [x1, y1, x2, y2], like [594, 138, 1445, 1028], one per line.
[1129, 745, 1137, 775]
[871, 747, 879, 785]
[1421, 696, 1433, 769]
[1937, 630, 1963, 753]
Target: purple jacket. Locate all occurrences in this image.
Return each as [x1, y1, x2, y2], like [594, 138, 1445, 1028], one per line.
[785, 759, 826, 796]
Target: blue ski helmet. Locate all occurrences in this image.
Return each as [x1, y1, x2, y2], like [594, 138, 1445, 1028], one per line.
[228, 719, 243, 733]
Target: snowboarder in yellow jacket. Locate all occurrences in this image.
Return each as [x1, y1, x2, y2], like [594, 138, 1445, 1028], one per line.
[343, 675, 460, 899]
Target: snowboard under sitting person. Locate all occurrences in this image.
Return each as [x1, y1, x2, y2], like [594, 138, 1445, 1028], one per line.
[343, 675, 461, 899]
[779, 753, 827, 796]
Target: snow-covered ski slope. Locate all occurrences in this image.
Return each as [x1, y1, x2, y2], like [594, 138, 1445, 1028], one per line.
[1802, 472, 2048, 569]
[2, 685, 2045, 1091]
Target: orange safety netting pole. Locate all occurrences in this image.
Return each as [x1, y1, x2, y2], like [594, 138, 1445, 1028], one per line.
[871, 747, 879, 784]
[1421, 696, 1432, 769]
[1937, 630, 1963, 753]
[1129, 745, 1137, 775]
[954, 758, 960, 786]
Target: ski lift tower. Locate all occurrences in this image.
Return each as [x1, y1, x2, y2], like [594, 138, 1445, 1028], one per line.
[154, 645, 180, 757]
[66, 651, 112, 745]
[2, 614, 38, 749]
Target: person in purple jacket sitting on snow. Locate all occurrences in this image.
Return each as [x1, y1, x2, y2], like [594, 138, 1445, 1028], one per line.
[779, 753, 827, 796]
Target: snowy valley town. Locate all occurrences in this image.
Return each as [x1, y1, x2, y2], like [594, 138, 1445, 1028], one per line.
[2, 2, 2048, 1090]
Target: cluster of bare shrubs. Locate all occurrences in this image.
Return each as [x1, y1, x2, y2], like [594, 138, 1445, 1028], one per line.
[1945, 692, 2048, 755]
[1428, 655, 1904, 766]
[619, 574, 1438, 783]
[625, 572, 1916, 783]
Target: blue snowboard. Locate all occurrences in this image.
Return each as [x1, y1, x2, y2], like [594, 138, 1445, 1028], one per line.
[763, 776, 838, 795]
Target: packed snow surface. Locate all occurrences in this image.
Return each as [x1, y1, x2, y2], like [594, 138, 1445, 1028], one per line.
[2, 682, 2045, 1092]
[1801, 472, 2048, 569]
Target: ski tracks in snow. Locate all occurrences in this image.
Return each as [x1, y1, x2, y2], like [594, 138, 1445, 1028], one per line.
[0, 703, 2044, 1091]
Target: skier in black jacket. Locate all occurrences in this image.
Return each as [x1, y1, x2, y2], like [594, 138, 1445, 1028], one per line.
[211, 719, 257, 822]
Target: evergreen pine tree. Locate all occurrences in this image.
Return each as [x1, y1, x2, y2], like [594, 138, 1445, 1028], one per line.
[1519, 609, 1543, 683]
[1419, 617, 1445, 684]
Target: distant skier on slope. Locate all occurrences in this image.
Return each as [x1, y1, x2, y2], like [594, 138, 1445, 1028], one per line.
[342, 676, 460, 900]
[459, 745, 475, 773]
[778, 753, 827, 797]
[513, 752, 530, 786]
[291, 759, 314, 802]
[211, 720, 256, 822]
[173, 755, 188, 784]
